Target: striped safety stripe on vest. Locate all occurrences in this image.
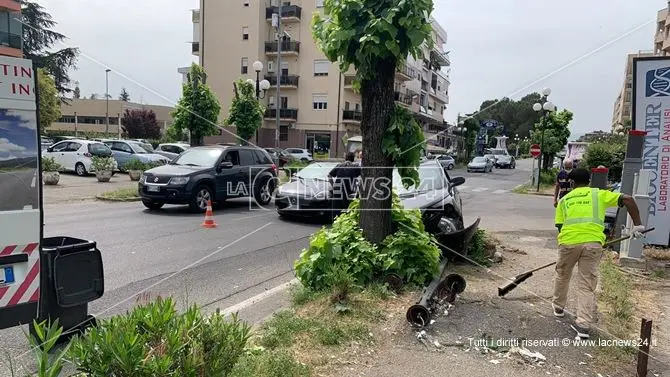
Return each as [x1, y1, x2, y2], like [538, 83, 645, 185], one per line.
[561, 188, 604, 226]
[0, 243, 40, 307]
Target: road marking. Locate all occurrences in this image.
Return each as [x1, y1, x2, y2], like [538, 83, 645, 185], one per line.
[492, 189, 509, 194]
[30, 172, 36, 187]
[221, 279, 297, 316]
[471, 187, 489, 192]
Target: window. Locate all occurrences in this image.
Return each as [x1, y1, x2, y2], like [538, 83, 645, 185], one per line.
[313, 60, 329, 76]
[241, 57, 248, 74]
[312, 94, 328, 110]
[254, 149, 273, 164]
[242, 27, 249, 40]
[239, 150, 256, 166]
[268, 96, 276, 108]
[344, 101, 350, 110]
[280, 96, 288, 109]
[316, 0, 324, 7]
[65, 142, 81, 152]
[223, 150, 241, 165]
[280, 126, 289, 141]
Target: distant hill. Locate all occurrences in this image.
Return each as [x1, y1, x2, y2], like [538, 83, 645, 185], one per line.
[0, 157, 37, 170]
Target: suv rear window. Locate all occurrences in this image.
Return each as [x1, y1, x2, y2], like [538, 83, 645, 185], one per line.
[254, 149, 273, 164]
[89, 143, 112, 156]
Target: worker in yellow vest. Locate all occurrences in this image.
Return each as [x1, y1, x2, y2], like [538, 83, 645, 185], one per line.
[553, 168, 645, 339]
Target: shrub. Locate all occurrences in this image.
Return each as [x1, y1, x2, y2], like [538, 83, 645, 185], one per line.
[294, 193, 441, 291]
[123, 158, 149, 171]
[69, 297, 251, 376]
[584, 142, 626, 182]
[41, 156, 62, 172]
[539, 167, 559, 186]
[91, 156, 116, 172]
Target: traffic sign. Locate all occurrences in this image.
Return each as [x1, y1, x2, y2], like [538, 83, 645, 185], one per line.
[530, 144, 541, 158]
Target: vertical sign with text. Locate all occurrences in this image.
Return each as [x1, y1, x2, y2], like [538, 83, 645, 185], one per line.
[633, 58, 670, 246]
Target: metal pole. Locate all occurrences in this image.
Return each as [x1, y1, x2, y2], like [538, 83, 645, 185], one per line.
[74, 112, 78, 137]
[636, 319, 652, 377]
[256, 70, 261, 145]
[335, 71, 342, 157]
[274, 2, 282, 148]
[105, 69, 110, 135]
[537, 116, 545, 192]
[118, 113, 122, 139]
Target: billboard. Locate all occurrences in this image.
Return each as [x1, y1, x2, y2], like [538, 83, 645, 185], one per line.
[632, 57, 670, 246]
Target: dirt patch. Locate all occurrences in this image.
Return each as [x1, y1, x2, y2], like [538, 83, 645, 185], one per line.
[43, 173, 136, 205]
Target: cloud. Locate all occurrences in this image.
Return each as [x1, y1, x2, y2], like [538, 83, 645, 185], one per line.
[0, 138, 26, 153]
[6, 110, 37, 130]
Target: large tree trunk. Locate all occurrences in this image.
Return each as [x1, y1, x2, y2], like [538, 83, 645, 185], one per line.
[359, 58, 396, 244]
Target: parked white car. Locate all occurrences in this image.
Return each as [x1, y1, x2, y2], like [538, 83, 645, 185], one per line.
[43, 139, 118, 176]
[154, 143, 190, 160]
[285, 148, 313, 162]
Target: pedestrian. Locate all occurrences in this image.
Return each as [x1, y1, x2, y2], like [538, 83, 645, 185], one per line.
[553, 159, 574, 208]
[329, 151, 362, 212]
[553, 168, 645, 339]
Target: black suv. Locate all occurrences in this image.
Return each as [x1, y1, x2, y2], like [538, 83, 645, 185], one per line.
[138, 145, 278, 212]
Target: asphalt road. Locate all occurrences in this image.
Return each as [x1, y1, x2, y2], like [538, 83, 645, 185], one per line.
[0, 159, 536, 374]
[0, 169, 38, 211]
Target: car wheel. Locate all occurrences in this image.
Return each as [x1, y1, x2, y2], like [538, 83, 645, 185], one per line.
[75, 162, 87, 176]
[447, 164, 454, 170]
[142, 200, 164, 210]
[190, 184, 213, 212]
[254, 176, 274, 205]
[301, 157, 309, 162]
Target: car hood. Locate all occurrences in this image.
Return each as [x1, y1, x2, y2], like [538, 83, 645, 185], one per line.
[145, 164, 208, 176]
[136, 153, 170, 161]
[277, 178, 330, 197]
[399, 188, 451, 210]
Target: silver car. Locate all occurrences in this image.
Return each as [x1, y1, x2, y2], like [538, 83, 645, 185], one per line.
[154, 143, 190, 160]
[467, 156, 493, 173]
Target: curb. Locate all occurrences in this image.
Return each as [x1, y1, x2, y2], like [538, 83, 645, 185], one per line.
[95, 195, 142, 202]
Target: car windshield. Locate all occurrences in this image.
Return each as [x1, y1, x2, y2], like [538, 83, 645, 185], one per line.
[393, 164, 445, 195]
[128, 142, 149, 154]
[89, 143, 112, 156]
[172, 148, 221, 167]
[140, 143, 154, 152]
[295, 163, 336, 180]
[473, 157, 486, 163]
[491, 150, 506, 155]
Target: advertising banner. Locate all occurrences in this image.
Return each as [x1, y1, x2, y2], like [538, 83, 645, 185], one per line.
[632, 57, 670, 246]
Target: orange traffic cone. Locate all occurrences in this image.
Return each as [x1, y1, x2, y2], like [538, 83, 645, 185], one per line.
[201, 200, 217, 228]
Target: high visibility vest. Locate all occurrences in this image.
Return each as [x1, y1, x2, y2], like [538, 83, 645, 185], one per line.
[557, 187, 607, 246]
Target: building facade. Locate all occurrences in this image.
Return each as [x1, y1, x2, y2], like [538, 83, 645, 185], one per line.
[0, 0, 22, 58]
[611, 51, 656, 132]
[50, 99, 174, 135]
[194, 0, 450, 156]
[655, 3, 670, 55]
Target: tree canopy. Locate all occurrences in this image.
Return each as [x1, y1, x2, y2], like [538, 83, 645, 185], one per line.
[312, 0, 435, 243]
[119, 88, 130, 101]
[121, 109, 161, 139]
[37, 68, 61, 131]
[530, 109, 573, 169]
[171, 63, 221, 146]
[73, 82, 81, 99]
[224, 80, 265, 144]
[473, 93, 544, 138]
[22, 1, 78, 95]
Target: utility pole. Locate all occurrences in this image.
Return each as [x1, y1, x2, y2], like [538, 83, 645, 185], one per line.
[273, 2, 282, 148]
[335, 71, 342, 157]
[105, 69, 111, 135]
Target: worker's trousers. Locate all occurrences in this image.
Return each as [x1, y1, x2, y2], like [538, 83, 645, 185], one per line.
[552, 242, 602, 328]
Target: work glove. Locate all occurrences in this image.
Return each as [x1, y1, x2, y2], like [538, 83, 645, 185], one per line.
[631, 225, 646, 239]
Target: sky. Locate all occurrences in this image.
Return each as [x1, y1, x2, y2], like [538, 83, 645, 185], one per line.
[0, 110, 38, 160]
[39, 0, 662, 138]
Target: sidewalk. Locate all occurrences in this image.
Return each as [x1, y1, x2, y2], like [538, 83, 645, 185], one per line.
[42, 173, 136, 205]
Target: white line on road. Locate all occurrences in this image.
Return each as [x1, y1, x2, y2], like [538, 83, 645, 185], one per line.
[221, 279, 297, 317]
[30, 172, 36, 187]
[492, 189, 509, 194]
[471, 187, 490, 192]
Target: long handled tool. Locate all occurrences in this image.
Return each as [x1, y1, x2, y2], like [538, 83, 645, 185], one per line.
[497, 227, 655, 297]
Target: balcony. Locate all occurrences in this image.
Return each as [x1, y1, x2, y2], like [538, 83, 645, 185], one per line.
[191, 41, 199, 55]
[0, 1, 21, 12]
[394, 91, 415, 107]
[430, 49, 450, 68]
[396, 62, 418, 81]
[265, 5, 302, 23]
[265, 108, 298, 121]
[265, 40, 300, 56]
[0, 31, 21, 50]
[264, 74, 299, 88]
[656, 32, 666, 44]
[342, 110, 362, 124]
[343, 75, 356, 90]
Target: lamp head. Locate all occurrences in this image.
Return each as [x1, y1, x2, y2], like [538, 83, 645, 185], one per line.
[246, 78, 255, 86]
[541, 87, 551, 96]
[252, 60, 263, 72]
[259, 79, 271, 91]
[543, 101, 555, 111]
[532, 103, 542, 112]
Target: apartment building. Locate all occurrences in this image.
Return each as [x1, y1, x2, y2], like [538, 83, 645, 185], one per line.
[50, 99, 174, 135]
[655, 2, 670, 55]
[611, 50, 656, 132]
[0, 0, 22, 58]
[194, 0, 451, 156]
[177, 9, 200, 83]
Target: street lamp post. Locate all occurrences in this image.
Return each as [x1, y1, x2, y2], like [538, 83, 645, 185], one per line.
[514, 133, 519, 157]
[532, 87, 555, 192]
[105, 69, 111, 135]
[247, 60, 271, 145]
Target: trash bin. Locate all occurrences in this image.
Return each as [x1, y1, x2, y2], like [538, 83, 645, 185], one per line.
[36, 236, 104, 339]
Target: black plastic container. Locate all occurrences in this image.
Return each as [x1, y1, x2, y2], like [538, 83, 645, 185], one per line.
[36, 236, 104, 339]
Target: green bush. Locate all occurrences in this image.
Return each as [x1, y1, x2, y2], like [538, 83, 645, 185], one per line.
[294, 193, 441, 290]
[69, 297, 251, 376]
[41, 156, 62, 172]
[123, 158, 149, 171]
[584, 142, 626, 182]
[91, 156, 116, 171]
[539, 167, 559, 186]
